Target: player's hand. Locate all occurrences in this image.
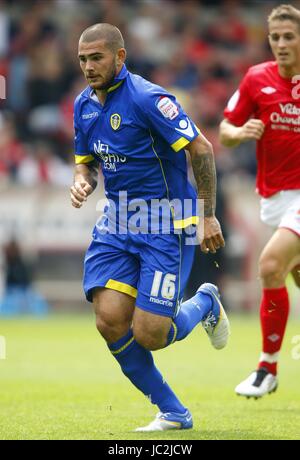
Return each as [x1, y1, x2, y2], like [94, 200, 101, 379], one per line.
[198, 216, 225, 254]
[238, 119, 265, 142]
[70, 181, 93, 208]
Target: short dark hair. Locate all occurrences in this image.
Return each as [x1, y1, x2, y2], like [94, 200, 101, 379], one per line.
[268, 4, 300, 32]
[79, 23, 125, 53]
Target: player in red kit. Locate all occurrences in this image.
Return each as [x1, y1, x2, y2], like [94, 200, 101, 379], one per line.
[220, 4, 300, 398]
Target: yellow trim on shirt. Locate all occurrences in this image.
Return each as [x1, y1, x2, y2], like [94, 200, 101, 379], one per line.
[75, 154, 95, 164]
[173, 216, 199, 229]
[107, 80, 124, 93]
[171, 136, 191, 152]
[105, 279, 138, 298]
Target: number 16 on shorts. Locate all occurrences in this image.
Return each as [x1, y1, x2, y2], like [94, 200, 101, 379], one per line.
[151, 271, 176, 300]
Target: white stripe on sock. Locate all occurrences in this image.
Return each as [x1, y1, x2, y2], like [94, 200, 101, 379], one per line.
[259, 352, 279, 364]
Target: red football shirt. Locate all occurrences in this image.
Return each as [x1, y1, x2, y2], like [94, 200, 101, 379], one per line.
[224, 61, 300, 197]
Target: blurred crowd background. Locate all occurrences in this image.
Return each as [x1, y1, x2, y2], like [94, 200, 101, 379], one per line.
[0, 0, 299, 314]
[0, 0, 276, 185]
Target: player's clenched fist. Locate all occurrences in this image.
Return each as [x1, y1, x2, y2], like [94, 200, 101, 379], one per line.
[198, 216, 225, 254]
[239, 119, 265, 141]
[70, 181, 93, 208]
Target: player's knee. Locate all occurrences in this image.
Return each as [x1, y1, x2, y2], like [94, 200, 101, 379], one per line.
[133, 327, 166, 351]
[95, 316, 129, 343]
[95, 316, 114, 341]
[259, 255, 285, 284]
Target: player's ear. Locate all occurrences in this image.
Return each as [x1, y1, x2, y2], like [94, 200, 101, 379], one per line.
[116, 48, 126, 66]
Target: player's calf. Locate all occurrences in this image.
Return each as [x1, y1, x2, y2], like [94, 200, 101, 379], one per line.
[134, 329, 166, 350]
[133, 307, 172, 350]
[133, 326, 169, 351]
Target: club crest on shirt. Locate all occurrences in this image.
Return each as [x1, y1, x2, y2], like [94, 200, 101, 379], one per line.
[110, 113, 121, 130]
[156, 96, 179, 120]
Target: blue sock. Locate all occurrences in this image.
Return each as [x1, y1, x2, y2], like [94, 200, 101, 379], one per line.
[108, 329, 186, 414]
[167, 291, 212, 346]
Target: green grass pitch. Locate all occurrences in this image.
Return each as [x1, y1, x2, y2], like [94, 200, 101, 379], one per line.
[0, 313, 299, 440]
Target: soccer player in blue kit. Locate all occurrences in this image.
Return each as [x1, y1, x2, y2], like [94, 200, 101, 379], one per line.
[70, 23, 230, 431]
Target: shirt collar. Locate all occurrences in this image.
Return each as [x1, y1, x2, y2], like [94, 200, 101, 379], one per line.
[111, 63, 128, 86]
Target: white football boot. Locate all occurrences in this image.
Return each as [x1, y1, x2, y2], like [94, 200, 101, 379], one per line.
[197, 283, 230, 350]
[135, 409, 193, 432]
[235, 367, 278, 399]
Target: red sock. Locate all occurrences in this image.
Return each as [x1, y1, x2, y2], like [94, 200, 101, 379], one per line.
[258, 287, 289, 375]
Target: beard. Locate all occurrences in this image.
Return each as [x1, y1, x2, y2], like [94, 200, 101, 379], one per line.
[90, 63, 117, 90]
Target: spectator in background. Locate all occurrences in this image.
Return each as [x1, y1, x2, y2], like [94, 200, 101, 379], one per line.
[0, 0, 9, 58]
[0, 0, 280, 185]
[0, 238, 49, 316]
[0, 113, 25, 182]
[17, 139, 72, 187]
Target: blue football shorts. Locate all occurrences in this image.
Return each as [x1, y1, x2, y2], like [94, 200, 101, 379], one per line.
[83, 225, 196, 318]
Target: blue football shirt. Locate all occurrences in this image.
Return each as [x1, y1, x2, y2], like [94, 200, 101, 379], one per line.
[74, 64, 200, 231]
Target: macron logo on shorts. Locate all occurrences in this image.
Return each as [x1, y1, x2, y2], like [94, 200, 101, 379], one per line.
[149, 297, 173, 308]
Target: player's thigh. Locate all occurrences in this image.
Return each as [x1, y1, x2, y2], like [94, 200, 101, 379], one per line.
[259, 228, 300, 277]
[137, 232, 194, 316]
[93, 287, 135, 342]
[84, 233, 139, 342]
[83, 233, 139, 302]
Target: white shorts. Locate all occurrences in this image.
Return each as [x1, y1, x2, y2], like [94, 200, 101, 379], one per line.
[260, 190, 300, 236]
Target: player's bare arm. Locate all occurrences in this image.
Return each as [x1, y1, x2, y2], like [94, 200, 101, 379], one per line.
[220, 118, 265, 148]
[186, 134, 225, 254]
[71, 162, 98, 208]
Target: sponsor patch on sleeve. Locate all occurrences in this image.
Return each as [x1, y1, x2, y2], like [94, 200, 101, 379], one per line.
[156, 96, 179, 120]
